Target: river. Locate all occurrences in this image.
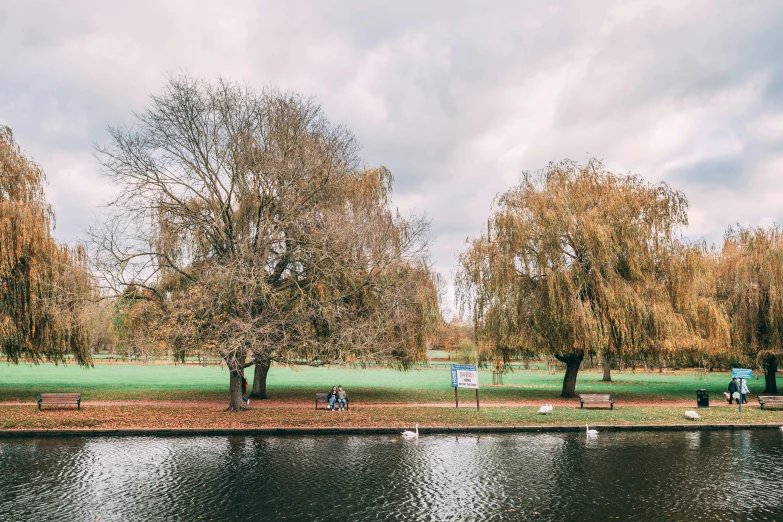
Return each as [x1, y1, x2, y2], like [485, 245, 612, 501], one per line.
[1, 430, 782, 521]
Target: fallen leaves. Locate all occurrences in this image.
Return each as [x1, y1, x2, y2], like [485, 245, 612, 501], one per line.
[1, 404, 783, 431]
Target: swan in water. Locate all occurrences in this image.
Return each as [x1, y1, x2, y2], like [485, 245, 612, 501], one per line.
[401, 424, 419, 438]
[538, 404, 553, 414]
[684, 410, 701, 420]
[585, 424, 598, 435]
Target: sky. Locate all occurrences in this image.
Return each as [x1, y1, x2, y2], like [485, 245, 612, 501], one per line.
[2, 1, 783, 317]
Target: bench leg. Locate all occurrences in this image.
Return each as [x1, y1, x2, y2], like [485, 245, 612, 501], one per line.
[610, 403, 614, 410]
[78, 401, 81, 411]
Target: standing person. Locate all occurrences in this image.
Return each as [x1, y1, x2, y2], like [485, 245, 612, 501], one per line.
[327, 386, 337, 411]
[242, 372, 250, 406]
[740, 378, 750, 404]
[725, 378, 739, 404]
[337, 385, 348, 411]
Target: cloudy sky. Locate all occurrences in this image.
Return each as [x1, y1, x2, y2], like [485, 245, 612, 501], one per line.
[2, 1, 783, 315]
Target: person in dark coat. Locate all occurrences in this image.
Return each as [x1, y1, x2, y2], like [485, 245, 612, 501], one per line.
[725, 378, 739, 404]
[327, 386, 337, 411]
[241, 371, 250, 406]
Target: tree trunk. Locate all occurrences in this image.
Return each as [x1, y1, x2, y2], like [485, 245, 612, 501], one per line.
[228, 370, 244, 411]
[602, 355, 612, 382]
[556, 353, 584, 398]
[226, 352, 248, 411]
[251, 357, 271, 399]
[764, 356, 778, 394]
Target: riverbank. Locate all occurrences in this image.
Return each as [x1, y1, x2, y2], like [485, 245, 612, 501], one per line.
[2, 403, 782, 432]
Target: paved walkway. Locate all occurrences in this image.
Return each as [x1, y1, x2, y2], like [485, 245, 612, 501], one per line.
[0, 399, 747, 409]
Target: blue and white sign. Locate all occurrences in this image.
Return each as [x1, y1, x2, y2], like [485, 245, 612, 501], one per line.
[732, 368, 753, 379]
[451, 364, 479, 389]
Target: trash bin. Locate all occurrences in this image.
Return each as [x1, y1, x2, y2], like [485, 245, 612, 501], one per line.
[697, 389, 709, 408]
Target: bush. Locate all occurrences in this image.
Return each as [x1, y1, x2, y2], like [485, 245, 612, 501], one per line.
[456, 339, 478, 365]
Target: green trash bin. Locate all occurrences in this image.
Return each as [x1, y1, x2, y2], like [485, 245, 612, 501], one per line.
[697, 389, 709, 408]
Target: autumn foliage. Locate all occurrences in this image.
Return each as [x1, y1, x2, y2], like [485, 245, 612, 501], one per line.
[458, 159, 728, 397]
[0, 126, 92, 365]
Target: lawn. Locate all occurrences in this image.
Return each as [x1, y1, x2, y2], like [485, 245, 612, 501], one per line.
[0, 362, 779, 404]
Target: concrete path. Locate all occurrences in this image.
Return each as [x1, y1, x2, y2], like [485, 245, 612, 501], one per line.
[0, 399, 748, 409]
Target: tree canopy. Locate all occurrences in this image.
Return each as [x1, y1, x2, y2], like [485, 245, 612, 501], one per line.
[717, 225, 783, 393]
[457, 159, 728, 397]
[92, 76, 440, 409]
[0, 126, 92, 365]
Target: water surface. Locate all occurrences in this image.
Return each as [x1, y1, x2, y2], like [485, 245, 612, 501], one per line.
[1, 430, 782, 521]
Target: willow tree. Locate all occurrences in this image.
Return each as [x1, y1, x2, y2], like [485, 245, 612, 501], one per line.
[92, 76, 438, 410]
[457, 159, 727, 397]
[717, 225, 783, 393]
[0, 126, 92, 365]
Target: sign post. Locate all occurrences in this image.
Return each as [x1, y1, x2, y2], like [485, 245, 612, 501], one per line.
[732, 368, 753, 413]
[451, 364, 480, 411]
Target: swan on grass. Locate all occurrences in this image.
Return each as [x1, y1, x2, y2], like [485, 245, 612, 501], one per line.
[538, 404, 553, 414]
[585, 424, 598, 435]
[401, 424, 419, 438]
[684, 410, 701, 420]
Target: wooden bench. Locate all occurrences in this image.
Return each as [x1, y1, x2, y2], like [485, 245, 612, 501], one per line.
[757, 396, 783, 409]
[38, 393, 81, 410]
[580, 394, 614, 410]
[315, 392, 349, 410]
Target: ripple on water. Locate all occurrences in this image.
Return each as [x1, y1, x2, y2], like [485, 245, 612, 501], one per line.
[1, 431, 783, 521]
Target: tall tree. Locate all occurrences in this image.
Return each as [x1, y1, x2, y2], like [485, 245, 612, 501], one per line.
[717, 225, 783, 393]
[92, 76, 438, 409]
[457, 159, 727, 397]
[0, 126, 92, 365]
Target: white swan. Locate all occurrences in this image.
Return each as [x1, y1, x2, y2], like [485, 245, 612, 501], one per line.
[538, 403, 553, 414]
[684, 410, 701, 420]
[585, 424, 598, 435]
[401, 424, 419, 438]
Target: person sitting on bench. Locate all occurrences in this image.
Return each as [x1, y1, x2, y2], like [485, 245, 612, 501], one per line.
[327, 386, 338, 411]
[336, 385, 348, 411]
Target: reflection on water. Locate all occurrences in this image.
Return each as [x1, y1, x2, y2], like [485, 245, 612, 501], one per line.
[1, 430, 782, 521]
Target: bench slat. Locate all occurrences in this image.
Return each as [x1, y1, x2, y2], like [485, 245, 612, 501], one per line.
[579, 394, 614, 410]
[758, 396, 783, 409]
[38, 392, 81, 410]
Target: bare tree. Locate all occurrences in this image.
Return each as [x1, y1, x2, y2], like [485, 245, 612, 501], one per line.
[92, 76, 439, 409]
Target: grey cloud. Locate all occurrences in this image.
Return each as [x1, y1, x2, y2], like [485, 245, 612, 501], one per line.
[1, 1, 783, 315]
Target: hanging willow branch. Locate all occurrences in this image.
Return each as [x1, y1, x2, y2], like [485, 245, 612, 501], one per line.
[0, 126, 92, 365]
[457, 158, 728, 397]
[717, 225, 783, 392]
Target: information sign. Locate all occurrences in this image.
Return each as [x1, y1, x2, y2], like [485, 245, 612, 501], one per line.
[451, 364, 480, 411]
[451, 364, 479, 389]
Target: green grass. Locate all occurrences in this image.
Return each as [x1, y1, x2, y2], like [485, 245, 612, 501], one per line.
[0, 362, 780, 403]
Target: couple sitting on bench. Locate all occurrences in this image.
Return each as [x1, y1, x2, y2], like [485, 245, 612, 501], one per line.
[327, 385, 348, 411]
